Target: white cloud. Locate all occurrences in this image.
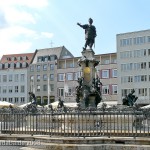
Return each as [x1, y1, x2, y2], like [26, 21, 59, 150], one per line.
[0, 0, 51, 58]
[0, 26, 37, 40]
[0, 0, 49, 9]
[4, 8, 36, 25]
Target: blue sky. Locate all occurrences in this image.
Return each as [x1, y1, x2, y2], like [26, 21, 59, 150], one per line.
[0, 0, 150, 58]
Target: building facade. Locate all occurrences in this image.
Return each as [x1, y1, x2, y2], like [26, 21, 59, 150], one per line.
[28, 47, 117, 104]
[0, 47, 117, 105]
[0, 53, 35, 105]
[28, 46, 74, 105]
[117, 29, 150, 105]
[57, 52, 118, 104]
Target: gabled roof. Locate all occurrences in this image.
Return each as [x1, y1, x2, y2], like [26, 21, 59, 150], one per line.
[31, 46, 74, 64]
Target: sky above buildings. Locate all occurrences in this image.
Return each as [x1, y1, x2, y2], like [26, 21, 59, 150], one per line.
[0, 0, 150, 58]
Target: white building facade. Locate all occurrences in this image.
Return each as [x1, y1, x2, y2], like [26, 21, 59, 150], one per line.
[0, 53, 35, 105]
[117, 29, 150, 105]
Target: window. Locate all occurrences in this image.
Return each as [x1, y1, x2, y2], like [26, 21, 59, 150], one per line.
[120, 51, 132, 59]
[21, 97, 25, 103]
[120, 38, 132, 47]
[43, 64, 47, 71]
[3, 75, 7, 82]
[74, 72, 81, 80]
[20, 74, 25, 82]
[58, 74, 64, 81]
[11, 57, 16, 61]
[30, 65, 34, 72]
[37, 65, 40, 71]
[43, 56, 49, 62]
[10, 62, 14, 68]
[66, 73, 73, 81]
[112, 85, 118, 94]
[37, 85, 40, 91]
[37, 56, 43, 62]
[58, 88, 64, 96]
[22, 56, 27, 61]
[4, 63, 9, 68]
[15, 86, 19, 93]
[50, 64, 54, 70]
[112, 69, 117, 78]
[37, 75, 40, 82]
[0, 63, 3, 69]
[134, 36, 146, 45]
[17, 56, 21, 61]
[65, 87, 73, 96]
[8, 74, 13, 82]
[103, 59, 110, 64]
[9, 98, 13, 103]
[134, 49, 146, 57]
[111, 58, 117, 63]
[30, 76, 34, 82]
[16, 62, 21, 68]
[14, 97, 19, 103]
[3, 86, 7, 93]
[102, 70, 109, 78]
[20, 85, 25, 93]
[147, 36, 150, 43]
[138, 88, 147, 96]
[22, 62, 27, 67]
[14, 74, 19, 82]
[102, 85, 109, 94]
[67, 62, 74, 68]
[50, 55, 57, 61]
[3, 98, 7, 101]
[50, 84, 54, 91]
[50, 74, 54, 81]
[135, 75, 147, 82]
[8, 86, 13, 93]
[43, 85, 47, 91]
[43, 74, 47, 81]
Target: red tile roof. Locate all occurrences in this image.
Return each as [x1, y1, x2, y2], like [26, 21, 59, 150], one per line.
[0, 53, 35, 64]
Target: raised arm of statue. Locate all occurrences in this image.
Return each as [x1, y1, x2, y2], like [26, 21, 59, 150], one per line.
[77, 22, 83, 28]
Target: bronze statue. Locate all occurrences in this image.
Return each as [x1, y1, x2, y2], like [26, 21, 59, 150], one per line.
[77, 18, 97, 51]
[122, 89, 138, 106]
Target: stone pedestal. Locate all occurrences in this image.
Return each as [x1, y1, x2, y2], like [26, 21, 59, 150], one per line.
[76, 49, 102, 109]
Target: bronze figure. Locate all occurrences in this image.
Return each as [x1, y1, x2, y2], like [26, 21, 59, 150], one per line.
[77, 18, 97, 51]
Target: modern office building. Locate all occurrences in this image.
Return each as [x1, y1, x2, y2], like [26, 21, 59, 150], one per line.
[117, 29, 150, 105]
[0, 53, 35, 105]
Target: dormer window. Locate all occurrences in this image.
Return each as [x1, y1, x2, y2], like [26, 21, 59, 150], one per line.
[6, 57, 11, 61]
[43, 55, 49, 62]
[17, 56, 22, 61]
[37, 56, 43, 62]
[11, 57, 16, 61]
[22, 56, 27, 61]
[50, 55, 57, 61]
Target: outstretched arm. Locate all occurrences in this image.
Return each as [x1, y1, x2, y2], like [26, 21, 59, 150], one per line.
[77, 22, 83, 28]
